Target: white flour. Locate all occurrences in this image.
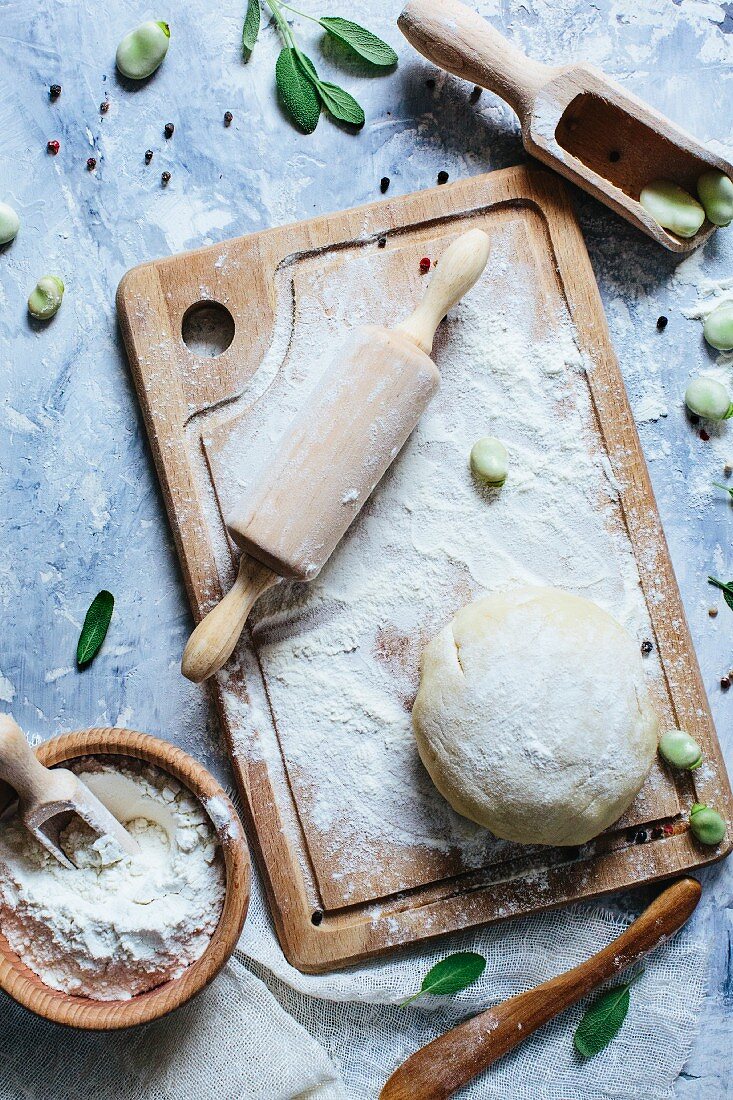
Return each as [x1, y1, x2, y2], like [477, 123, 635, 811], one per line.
[0, 758, 226, 1000]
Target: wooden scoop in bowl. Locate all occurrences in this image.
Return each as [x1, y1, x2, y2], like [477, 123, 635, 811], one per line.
[0, 715, 139, 868]
[398, 0, 733, 253]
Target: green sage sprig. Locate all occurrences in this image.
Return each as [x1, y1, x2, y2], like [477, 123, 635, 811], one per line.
[574, 971, 643, 1058]
[243, 0, 397, 132]
[77, 591, 114, 668]
[709, 575, 733, 612]
[399, 952, 486, 1007]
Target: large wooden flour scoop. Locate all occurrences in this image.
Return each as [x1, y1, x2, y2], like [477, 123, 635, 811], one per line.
[399, 0, 733, 253]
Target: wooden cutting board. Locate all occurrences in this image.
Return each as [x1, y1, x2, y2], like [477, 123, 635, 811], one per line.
[118, 166, 732, 973]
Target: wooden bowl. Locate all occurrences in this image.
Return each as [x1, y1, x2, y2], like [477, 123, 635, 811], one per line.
[0, 728, 250, 1029]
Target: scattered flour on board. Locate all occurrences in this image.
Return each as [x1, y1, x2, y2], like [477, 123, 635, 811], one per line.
[197, 222, 663, 899]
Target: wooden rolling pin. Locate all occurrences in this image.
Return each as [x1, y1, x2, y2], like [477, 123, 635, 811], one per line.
[182, 228, 491, 683]
[380, 877, 701, 1100]
[0, 715, 139, 868]
[398, 0, 733, 253]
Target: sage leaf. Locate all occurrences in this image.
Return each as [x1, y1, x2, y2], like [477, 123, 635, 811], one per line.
[295, 52, 364, 128]
[574, 973, 642, 1058]
[76, 591, 114, 668]
[242, 0, 260, 60]
[400, 951, 486, 1006]
[708, 575, 733, 613]
[275, 47, 320, 133]
[319, 17, 398, 67]
[315, 80, 365, 127]
[714, 482, 733, 501]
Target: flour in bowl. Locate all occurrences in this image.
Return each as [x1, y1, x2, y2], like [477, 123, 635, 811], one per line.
[0, 757, 226, 1000]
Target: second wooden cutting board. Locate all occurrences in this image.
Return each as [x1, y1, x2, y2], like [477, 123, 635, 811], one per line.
[118, 166, 732, 973]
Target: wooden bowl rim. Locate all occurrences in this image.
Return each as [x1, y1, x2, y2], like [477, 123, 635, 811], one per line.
[0, 727, 251, 1030]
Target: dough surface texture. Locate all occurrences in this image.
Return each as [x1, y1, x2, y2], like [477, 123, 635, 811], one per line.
[412, 587, 659, 846]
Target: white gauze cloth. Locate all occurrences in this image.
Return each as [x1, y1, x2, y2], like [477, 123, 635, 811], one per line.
[0, 864, 707, 1099]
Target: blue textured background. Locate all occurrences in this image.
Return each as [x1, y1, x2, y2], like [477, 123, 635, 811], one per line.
[1, 0, 732, 1091]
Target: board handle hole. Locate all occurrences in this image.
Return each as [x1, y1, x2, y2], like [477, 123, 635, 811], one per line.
[311, 910, 324, 926]
[182, 301, 235, 358]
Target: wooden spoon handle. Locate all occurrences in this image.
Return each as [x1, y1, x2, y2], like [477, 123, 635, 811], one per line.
[181, 554, 279, 683]
[396, 228, 490, 354]
[398, 0, 551, 125]
[380, 877, 701, 1100]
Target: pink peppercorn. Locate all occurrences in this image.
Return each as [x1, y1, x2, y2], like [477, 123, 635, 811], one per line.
[47, 139, 60, 155]
[419, 256, 431, 273]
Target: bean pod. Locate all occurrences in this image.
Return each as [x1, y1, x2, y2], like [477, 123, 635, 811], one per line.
[689, 803, 727, 847]
[0, 202, 19, 245]
[658, 729, 702, 771]
[640, 180, 706, 239]
[470, 437, 508, 487]
[28, 276, 64, 320]
[116, 21, 170, 80]
[685, 377, 733, 421]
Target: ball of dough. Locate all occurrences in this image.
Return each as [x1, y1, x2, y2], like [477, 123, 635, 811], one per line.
[412, 587, 658, 846]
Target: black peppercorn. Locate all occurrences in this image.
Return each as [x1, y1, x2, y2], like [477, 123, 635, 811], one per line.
[380, 176, 390, 194]
[641, 640, 653, 655]
[87, 157, 96, 171]
[656, 315, 668, 331]
[469, 85, 482, 104]
[164, 122, 174, 138]
[161, 170, 171, 185]
[634, 830, 648, 844]
[650, 826, 664, 840]
[437, 170, 449, 185]
[224, 111, 233, 127]
[145, 149, 154, 164]
[49, 84, 61, 101]
[377, 236, 387, 248]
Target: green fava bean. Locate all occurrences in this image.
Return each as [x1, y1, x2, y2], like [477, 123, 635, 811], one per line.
[640, 180, 706, 239]
[0, 202, 19, 245]
[697, 170, 733, 227]
[28, 275, 64, 320]
[703, 301, 733, 352]
[658, 729, 702, 771]
[684, 377, 733, 421]
[689, 803, 727, 847]
[470, 437, 508, 486]
[116, 21, 170, 80]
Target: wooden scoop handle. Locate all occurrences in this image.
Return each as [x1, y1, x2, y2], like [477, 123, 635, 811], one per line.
[398, 0, 551, 125]
[380, 877, 701, 1100]
[0, 715, 74, 808]
[396, 228, 490, 354]
[181, 554, 279, 683]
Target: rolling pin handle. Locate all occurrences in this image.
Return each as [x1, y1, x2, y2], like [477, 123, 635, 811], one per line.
[396, 228, 491, 354]
[181, 554, 279, 684]
[398, 0, 550, 125]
